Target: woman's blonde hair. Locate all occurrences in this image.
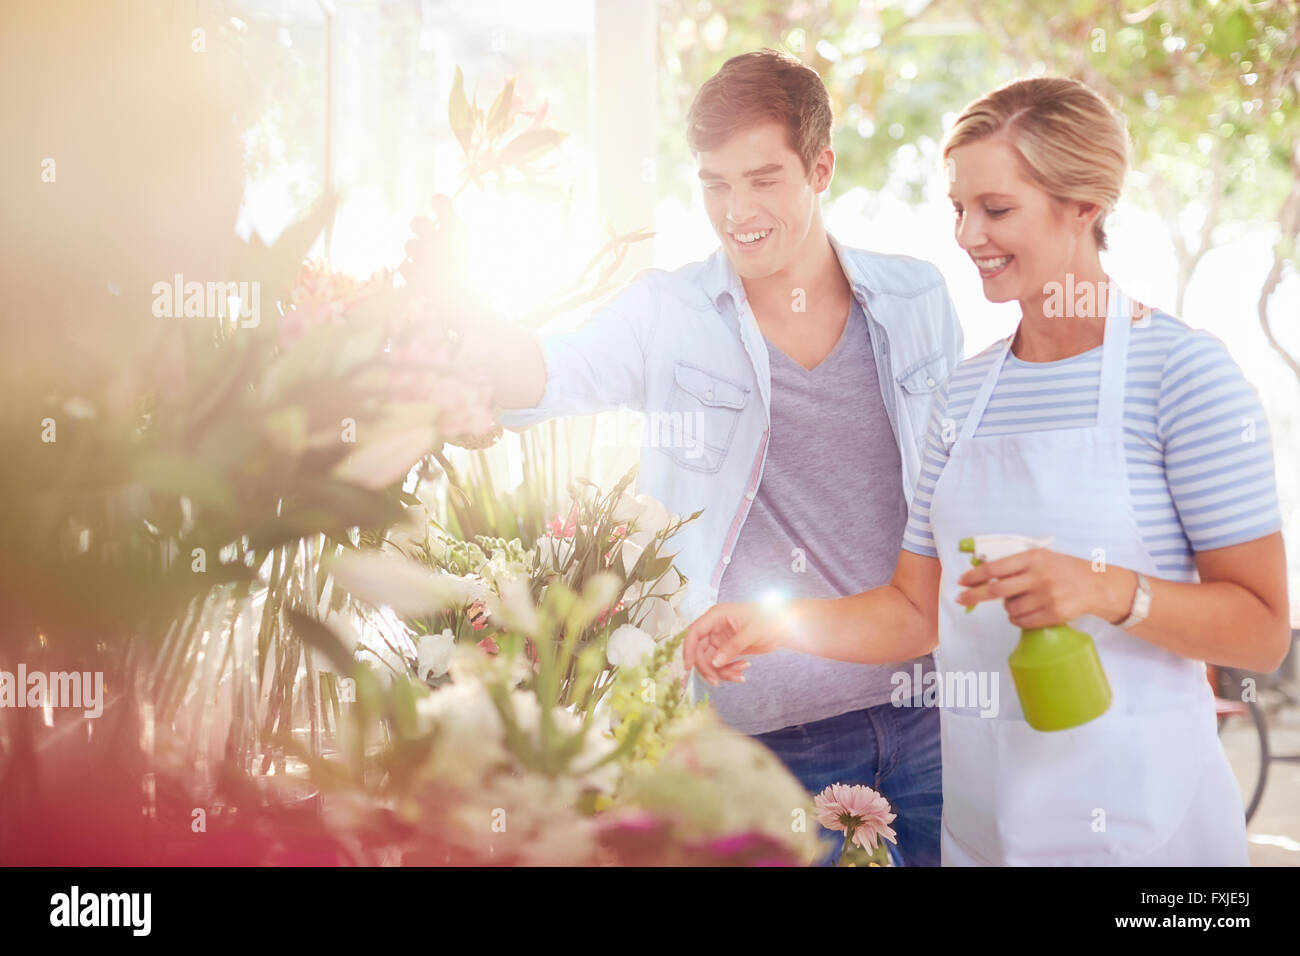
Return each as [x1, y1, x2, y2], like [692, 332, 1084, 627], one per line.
[942, 77, 1129, 250]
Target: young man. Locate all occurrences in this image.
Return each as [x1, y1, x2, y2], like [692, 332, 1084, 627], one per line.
[472, 49, 962, 865]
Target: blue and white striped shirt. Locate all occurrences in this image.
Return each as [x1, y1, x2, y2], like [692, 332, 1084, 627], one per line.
[902, 311, 1282, 576]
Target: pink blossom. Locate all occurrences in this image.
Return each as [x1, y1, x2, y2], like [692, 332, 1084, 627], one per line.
[603, 523, 629, 565]
[595, 810, 662, 836]
[594, 599, 625, 627]
[468, 600, 489, 630]
[546, 505, 579, 539]
[281, 259, 388, 347]
[517, 97, 549, 133]
[813, 783, 898, 853]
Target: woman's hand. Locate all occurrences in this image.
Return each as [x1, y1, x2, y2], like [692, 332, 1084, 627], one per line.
[681, 601, 789, 687]
[956, 547, 1135, 628]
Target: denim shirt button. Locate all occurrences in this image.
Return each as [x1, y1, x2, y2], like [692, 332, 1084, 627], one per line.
[722, 555, 731, 564]
[705, 389, 714, 400]
[745, 490, 755, 501]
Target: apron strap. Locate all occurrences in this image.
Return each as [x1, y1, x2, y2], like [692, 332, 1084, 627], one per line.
[1097, 283, 1133, 430]
[959, 337, 1012, 440]
[960, 278, 1134, 440]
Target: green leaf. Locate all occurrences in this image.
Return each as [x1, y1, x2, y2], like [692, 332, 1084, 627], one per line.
[229, 191, 337, 324]
[324, 548, 465, 617]
[487, 76, 516, 140]
[329, 422, 439, 491]
[641, 553, 675, 582]
[286, 607, 355, 676]
[449, 66, 473, 154]
[133, 452, 235, 513]
[496, 129, 567, 169]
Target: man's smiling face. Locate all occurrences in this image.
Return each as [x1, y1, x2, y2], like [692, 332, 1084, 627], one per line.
[697, 120, 832, 281]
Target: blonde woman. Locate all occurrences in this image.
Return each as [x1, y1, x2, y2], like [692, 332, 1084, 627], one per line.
[684, 77, 1290, 866]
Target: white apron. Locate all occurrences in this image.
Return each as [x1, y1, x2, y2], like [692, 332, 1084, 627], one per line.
[928, 284, 1248, 866]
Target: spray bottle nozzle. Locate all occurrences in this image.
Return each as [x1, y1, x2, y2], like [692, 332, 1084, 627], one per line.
[959, 535, 1054, 614]
[962, 534, 1054, 562]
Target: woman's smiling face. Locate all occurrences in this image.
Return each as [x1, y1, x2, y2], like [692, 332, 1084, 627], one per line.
[946, 136, 1096, 304]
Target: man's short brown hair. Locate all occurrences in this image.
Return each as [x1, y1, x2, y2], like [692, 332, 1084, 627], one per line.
[686, 48, 833, 177]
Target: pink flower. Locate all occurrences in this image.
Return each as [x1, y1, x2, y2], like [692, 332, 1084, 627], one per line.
[603, 523, 629, 566]
[595, 810, 662, 836]
[281, 259, 388, 347]
[477, 636, 498, 655]
[594, 599, 625, 627]
[813, 783, 898, 853]
[546, 505, 578, 539]
[468, 600, 489, 630]
[517, 97, 549, 133]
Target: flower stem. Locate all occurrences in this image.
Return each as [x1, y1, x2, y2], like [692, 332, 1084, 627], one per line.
[836, 825, 855, 867]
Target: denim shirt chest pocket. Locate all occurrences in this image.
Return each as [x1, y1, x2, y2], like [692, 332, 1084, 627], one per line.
[895, 350, 948, 454]
[654, 361, 751, 473]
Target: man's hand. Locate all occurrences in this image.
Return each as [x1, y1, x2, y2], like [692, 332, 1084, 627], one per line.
[457, 317, 547, 410]
[681, 601, 789, 687]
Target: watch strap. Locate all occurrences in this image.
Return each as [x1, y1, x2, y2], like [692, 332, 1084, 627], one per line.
[1118, 571, 1152, 629]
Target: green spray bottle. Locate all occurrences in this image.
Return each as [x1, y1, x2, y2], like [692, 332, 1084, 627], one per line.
[958, 534, 1111, 732]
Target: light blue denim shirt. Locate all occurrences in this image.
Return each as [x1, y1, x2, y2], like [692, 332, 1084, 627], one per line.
[496, 233, 964, 620]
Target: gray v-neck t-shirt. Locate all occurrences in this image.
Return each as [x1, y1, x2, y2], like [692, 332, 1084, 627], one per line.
[695, 295, 935, 734]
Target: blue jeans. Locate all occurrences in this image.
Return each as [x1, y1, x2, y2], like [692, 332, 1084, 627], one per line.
[753, 700, 942, 866]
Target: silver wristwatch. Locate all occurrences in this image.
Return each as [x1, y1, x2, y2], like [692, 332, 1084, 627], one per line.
[1117, 572, 1152, 629]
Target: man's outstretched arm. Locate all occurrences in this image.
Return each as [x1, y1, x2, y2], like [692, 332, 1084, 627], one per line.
[458, 316, 547, 410]
[464, 274, 657, 426]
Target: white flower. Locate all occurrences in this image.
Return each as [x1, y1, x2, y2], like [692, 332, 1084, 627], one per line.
[417, 628, 456, 681]
[490, 575, 538, 636]
[452, 773, 598, 865]
[610, 491, 675, 533]
[481, 548, 517, 587]
[414, 679, 507, 787]
[610, 492, 641, 525]
[631, 595, 683, 641]
[457, 573, 490, 605]
[606, 624, 656, 669]
[631, 493, 672, 535]
[535, 533, 575, 570]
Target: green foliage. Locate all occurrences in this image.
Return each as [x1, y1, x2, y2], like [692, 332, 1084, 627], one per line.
[659, 0, 1299, 299]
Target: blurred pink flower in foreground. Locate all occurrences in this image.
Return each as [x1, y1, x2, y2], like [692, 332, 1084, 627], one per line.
[814, 783, 898, 853]
[281, 259, 388, 346]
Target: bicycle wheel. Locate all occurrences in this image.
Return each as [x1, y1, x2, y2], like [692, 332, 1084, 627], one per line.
[1213, 666, 1270, 825]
